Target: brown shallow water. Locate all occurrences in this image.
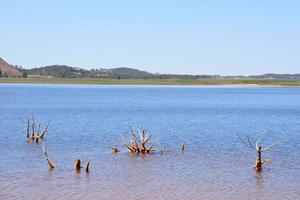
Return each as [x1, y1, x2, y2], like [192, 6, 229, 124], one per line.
[0, 84, 299, 199]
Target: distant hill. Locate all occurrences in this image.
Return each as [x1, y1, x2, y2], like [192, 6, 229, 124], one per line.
[25, 65, 90, 78]
[22, 65, 154, 79]
[0, 57, 22, 77]
[108, 67, 153, 78]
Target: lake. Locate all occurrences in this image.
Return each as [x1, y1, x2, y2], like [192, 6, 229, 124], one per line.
[0, 84, 299, 200]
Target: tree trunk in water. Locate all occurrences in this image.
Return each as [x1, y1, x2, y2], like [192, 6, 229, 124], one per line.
[74, 159, 81, 170]
[26, 119, 30, 140]
[255, 150, 262, 171]
[85, 160, 90, 173]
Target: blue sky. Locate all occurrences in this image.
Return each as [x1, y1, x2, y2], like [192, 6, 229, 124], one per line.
[1, 0, 299, 75]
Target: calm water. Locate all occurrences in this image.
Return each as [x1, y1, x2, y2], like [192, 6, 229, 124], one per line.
[0, 84, 299, 200]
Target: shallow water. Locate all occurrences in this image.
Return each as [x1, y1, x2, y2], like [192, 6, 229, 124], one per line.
[0, 84, 299, 200]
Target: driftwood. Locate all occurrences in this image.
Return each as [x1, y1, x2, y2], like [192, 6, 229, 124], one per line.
[238, 135, 280, 172]
[25, 117, 50, 142]
[42, 144, 55, 169]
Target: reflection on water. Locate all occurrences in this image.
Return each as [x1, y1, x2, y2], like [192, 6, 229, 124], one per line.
[254, 171, 264, 197]
[0, 84, 300, 200]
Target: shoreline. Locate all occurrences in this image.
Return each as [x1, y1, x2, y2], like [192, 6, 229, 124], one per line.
[1, 77, 300, 86]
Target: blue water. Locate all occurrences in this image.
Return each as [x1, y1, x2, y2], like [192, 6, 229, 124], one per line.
[0, 84, 299, 200]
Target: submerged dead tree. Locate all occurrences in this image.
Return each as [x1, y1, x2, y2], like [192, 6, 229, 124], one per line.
[121, 127, 157, 154]
[114, 126, 185, 154]
[238, 135, 280, 172]
[74, 158, 90, 173]
[42, 144, 55, 169]
[25, 117, 50, 142]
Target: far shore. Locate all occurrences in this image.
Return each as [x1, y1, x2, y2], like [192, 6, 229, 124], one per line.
[1, 77, 300, 86]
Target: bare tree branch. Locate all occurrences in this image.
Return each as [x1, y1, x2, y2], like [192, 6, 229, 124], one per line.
[262, 138, 282, 152]
[40, 120, 50, 138]
[42, 143, 55, 169]
[255, 136, 262, 151]
[237, 134, 255, 150]
[246, 135, 256, 150]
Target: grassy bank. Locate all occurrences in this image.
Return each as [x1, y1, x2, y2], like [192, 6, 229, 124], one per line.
[1, 77, 300, 86]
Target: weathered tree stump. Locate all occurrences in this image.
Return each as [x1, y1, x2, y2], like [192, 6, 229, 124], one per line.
[180, 143, 185, 151]
[85, 160, 90, 173]
[74, 159, 81, 170]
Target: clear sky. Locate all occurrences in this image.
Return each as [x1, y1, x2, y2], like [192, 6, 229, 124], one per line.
[1, 0, 299, 75]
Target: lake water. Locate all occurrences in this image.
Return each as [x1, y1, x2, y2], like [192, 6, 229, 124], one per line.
[0, 84, 299, 200]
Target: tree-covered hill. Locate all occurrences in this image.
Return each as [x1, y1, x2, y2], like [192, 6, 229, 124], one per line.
[17, 65, 155, 79]
[25, 65, 90, 78]
[109, 67, 153, 78]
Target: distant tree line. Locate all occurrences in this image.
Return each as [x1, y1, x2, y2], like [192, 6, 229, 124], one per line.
[11, 65, 300, 80]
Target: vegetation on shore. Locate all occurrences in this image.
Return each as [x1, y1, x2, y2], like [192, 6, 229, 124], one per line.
[1, 57, 300, 86]
[1, 77, 300, 86]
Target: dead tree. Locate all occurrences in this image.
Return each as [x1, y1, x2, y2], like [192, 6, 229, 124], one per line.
[74, 158, 81, 170]
[42, 144, 55, 169]
[116, 126, 185, 155]
[74, 158, 90, 173]
[238, 135, 280, 172]
[85, 160, 90, 173]
[25, 117, 50, 142]
[121, 127, 157, 154]
[180, 143, 185, 151]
